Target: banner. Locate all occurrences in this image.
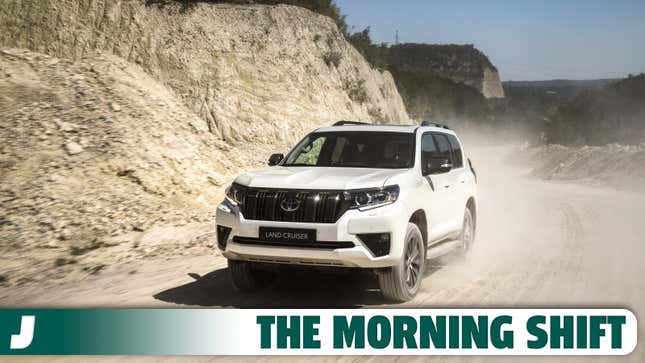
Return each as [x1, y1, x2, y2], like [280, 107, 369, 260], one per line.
[0, 309, 636, 355]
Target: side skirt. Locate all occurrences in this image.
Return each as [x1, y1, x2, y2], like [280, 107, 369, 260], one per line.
[426, 232, 461, 260]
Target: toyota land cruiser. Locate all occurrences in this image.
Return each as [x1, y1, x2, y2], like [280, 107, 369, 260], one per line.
[216, 121, 478, 302]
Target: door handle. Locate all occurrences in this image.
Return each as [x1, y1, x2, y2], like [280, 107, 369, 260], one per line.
[443, 184, 450, 189]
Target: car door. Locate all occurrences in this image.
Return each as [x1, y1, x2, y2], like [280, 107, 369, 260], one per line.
[419, 132, 453, 242]
[432, 132, 462, 232]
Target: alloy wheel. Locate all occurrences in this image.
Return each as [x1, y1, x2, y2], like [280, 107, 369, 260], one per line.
[404, 234, 422, 290]
[461, 210, 474, 253]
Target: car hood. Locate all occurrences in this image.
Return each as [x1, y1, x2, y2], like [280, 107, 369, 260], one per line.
[235, 166, 407, 190]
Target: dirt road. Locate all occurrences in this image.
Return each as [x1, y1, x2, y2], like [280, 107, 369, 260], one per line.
[2, 145, 644, 362]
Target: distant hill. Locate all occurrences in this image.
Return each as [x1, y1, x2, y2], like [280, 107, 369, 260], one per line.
[385, 43, 505, 123]
[501, 80, 603, 121]
[496, 76, 645, 145]
[504, 79, 620, 89]
[389, 43, 505, 99]
[546, 74, 645, 145]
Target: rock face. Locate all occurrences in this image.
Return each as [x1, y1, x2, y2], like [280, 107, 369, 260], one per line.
[389, 43, 505, 98]
[0, 1, 410, 145]
[482, 66, 505, 99]
[0, 49, 255, 277]
[0, 1, 411, 283]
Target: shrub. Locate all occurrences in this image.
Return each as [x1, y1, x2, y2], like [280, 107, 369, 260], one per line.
[346, 27, 389, 70]
[368, 106, 387, 123]
[146, 0, 349, 35]
[323, 51, 342, 68]
[344, 79, 369, 104]
[545, 74, 645, 145]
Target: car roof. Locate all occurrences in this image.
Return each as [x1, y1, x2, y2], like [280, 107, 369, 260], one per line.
[314, 124, 457, 135]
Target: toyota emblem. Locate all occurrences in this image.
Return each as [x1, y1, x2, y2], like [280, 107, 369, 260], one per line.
[280, 198, 300, 212]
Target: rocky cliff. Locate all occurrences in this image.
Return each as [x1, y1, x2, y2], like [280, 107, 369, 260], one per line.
[0, 48, 259, 280]
[0, 0, 410, 145]
[0, 1, 410, 283]
[389, 43, 505, 98]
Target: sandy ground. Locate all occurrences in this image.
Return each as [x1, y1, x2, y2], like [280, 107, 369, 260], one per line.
[1, 145, 644, 362]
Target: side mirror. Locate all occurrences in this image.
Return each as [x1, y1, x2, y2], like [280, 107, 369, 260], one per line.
[268, 153, 284, 166]
[423, 158, 452, 175]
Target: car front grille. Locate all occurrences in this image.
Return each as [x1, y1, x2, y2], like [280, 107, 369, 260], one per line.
[240, 188, 351, 223]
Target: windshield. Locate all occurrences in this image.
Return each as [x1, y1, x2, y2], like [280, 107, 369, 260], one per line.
[283, 131, 415, 169]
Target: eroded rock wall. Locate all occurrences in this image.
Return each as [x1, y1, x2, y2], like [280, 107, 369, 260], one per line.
[0, 1, 410, 145]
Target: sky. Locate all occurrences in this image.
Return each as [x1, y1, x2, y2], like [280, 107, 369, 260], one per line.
[335, 0, 645, 81]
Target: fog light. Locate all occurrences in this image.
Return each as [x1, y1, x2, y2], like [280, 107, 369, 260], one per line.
[216, 225, 232, 250]
[358, 233, 391, 257]
[217, 202, 232, 214]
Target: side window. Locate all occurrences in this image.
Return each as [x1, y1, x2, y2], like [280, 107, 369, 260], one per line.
[432, 133, 452, 162]
[421, 133, 437, 175]
[421, 133, 437, 154]
[447, 134, 463, 168]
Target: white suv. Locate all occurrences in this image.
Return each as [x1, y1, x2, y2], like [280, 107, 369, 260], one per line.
[216, 121, 478, 301]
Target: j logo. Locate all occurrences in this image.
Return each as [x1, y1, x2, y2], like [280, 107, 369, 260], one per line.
[10, 315, 35, 350]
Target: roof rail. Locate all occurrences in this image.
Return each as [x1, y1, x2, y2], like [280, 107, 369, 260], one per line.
[333, 120, 370, 126]
[420, 120, 451, 129]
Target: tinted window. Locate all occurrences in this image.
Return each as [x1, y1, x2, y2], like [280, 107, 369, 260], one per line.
[421, 133, 437, 154]
[447, 134, 463, 168]
[432, 133, 452, 162]
[284, 131, 414, 169]
[421, 133, 438, 175]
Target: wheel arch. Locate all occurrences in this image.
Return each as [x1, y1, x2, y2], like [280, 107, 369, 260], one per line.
[409, 209, 428, 246]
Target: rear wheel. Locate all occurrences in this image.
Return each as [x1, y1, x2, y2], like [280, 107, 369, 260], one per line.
[378, 223, 425, 302]
[459, 207, 476, 255]
[228, 260, 274, 291]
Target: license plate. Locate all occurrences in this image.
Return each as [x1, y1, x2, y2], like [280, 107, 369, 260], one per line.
[259, 227, 316, 243]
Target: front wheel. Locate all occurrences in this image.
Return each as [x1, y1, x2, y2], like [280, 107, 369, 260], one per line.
[378, 223, 425, 302]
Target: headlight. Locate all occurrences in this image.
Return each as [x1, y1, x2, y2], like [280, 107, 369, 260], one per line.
[344, 185, 400, 211]
[225, 183, 247, 205]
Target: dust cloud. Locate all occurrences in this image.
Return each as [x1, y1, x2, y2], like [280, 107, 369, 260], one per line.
[2, 140, 645, 362]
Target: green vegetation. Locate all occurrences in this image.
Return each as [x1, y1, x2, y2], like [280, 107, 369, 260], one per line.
[389, 43, 495, 75]
[386, 43, 504, 126]
[146, 0, 348, 35]
[493, 75, 645, 146]
[495, 83, 582, 141]
[345, 27, 390, 70]
[545, 74, 645, 145]
[391, 69, 490, 121]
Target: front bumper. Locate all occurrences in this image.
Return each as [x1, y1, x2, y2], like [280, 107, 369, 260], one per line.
[215, 199, 408, 268]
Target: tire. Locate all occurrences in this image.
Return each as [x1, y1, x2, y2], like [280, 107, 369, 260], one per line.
[378, 223, 425, 302]
[458, 207, 476, 256]
[228, 259, 272, 291]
